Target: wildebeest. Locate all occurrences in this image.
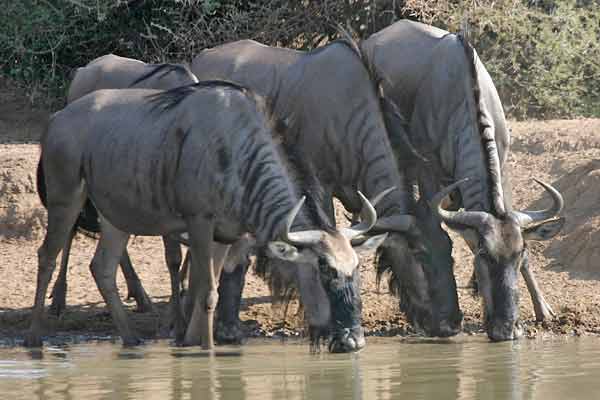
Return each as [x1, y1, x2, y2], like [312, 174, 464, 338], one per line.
[360, 20, 565, 340]
[67, 54, 199, 103]
[43, 54, 199, 316]
[25, 81, 386, 350]
[190, 33, 460, 341]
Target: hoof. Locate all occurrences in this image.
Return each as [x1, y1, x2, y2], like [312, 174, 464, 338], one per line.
[23, 333, 43, 348]
[48, 300, 66, 317]
[488, 320, 523, 342]
[133, 293, 154, 314]
[121, 336, 143, 347]
[215, 320, 245, 345]
[328, 327, 366, 353]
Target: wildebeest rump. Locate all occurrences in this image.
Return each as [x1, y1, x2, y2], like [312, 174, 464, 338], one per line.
[26, 81, 385, 350]
[41, 54, 199, 316]
[360, 20, 564, 340]
[190, 34, 457, 342]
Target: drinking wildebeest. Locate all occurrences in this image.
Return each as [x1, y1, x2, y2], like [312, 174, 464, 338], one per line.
[190, 32, 460, 342]
[43, 54, 199, 316]
[360, 20, 565, 340]
[25, 80, 387, 350]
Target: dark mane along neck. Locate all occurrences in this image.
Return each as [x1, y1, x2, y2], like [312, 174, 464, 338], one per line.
[129, 63, 195, 87]
[457, 32, 505, 216]
[146, 80, 251, 113]
[232, 104, 333, 244]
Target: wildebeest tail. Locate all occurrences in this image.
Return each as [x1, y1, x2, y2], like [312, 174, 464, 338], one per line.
[36, 157, 48, 208]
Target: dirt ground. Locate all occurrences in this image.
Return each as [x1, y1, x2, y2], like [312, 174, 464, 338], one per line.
[2, 77, 600, 344]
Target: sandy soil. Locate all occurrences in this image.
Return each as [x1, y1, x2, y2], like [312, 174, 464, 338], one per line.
[2, 77, 600, 344]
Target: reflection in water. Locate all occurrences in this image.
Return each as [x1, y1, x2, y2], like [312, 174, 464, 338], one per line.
[0, 337, 600, 399]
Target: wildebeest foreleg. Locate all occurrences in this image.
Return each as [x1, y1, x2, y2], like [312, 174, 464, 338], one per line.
[48, 226, 77, 316]
[179, 250, 191, 294]
[162, 237, 185, 343]
[89, 219, 139, 346]
[521, 250, 555, 321]
[185, 238, 229, 348]
[215, 260, 249, 344]
[183, 216, 218, 348]
[25, 189, 86, 347]
[119, 250, 154, 313]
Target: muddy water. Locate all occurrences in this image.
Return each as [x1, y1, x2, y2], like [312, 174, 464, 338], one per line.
[0, 337, 599, 399]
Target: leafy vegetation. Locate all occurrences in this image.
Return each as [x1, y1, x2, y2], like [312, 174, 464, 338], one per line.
[1, 0, 598, 118]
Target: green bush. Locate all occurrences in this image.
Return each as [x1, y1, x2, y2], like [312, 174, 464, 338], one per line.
[1, 0, 598, 119]
[1, 0, 379, 104]
[407, 0, 600, 118]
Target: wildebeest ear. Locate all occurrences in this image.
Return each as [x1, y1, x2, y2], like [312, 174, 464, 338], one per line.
[352, 233, 388, 255]
[266, 241, 300, 262]
[522, 217, 565, 241]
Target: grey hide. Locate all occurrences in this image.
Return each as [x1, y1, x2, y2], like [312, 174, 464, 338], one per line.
[42, 54, 200, 317]
[361, 20, 565, 341]
[191, 36, 462, 340]
[25, 82, 383, 351]
[67, 54, 199, 102]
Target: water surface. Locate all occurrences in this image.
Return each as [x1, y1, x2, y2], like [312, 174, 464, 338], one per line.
[0, 336, 598, 399]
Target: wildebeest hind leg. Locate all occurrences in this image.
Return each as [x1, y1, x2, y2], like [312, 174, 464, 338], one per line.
[25, 191, 86, 347]
[119, 250, 154, 313]
[89, 220, 139, 346]
[162, 237, 185, 343]
[48, 226, 77, 316]
[521, 251, 555, 321]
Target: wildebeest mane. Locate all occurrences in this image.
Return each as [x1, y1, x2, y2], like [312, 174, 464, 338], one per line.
[253, 111, 336, 311]
[374, 246, 422, 323]
[128, 63, 193, 87]
[331, 24, 364, 62]
[341, 26, 425, 164]
[457, 31, 506, 217]
[146, 79, 252, 114]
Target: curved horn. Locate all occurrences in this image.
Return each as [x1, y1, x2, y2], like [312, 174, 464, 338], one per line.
[283, 196, 323, 246]
[341, 191, 377, 239]
[370, 186, 397, 207]
[372, 215, 416, 233]
[351, 186, 416, 233]
[514, 179, 564, 228]
[430, 178, 490, 229]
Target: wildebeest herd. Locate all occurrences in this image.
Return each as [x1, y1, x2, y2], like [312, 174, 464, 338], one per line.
[24, 20, 565, 352]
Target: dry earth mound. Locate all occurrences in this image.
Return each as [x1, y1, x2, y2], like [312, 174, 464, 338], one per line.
[543, 160, 600, 279]
[0, 145, 45, 239]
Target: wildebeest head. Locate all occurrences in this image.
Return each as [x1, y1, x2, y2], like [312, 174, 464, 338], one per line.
[431, 178, 565, 341]
[265, 192, 388, 353]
